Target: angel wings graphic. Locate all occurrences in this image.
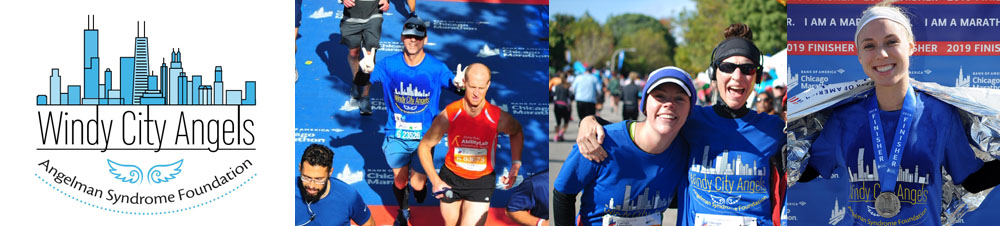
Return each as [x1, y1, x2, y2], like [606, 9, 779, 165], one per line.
[108, 159, 183, 184]
[710, 195, 741, 205]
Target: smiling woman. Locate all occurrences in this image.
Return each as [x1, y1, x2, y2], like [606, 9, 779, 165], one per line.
[796, 1, 1000, 225]
[553, 67, 696, 226]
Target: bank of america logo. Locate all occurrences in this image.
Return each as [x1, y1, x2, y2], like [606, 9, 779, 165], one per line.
[36, 15, 256, 106]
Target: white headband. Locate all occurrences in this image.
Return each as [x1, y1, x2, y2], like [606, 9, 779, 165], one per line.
[854, 6, 913, 46]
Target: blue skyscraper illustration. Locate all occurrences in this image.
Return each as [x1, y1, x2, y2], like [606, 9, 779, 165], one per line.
[133, 21, 149, 104]
[37, 16, 255, 106]
[243, 82, 255, 105]
[83, 15, 100, 104]
[214, 66, 224, 105]
[168, 49, 183, 104]
[120, 57, 135, 104]
[49, 69, 60, 105]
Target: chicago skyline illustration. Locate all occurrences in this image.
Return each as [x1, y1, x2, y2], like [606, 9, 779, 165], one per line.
[690, 146, 767, 176]
[37, 15, 255, 106]
[849, 148, 930, 185]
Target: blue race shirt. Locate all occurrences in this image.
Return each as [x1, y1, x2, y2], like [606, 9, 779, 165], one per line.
[294, 177, 371, 225]
[809, 88, 982, 226]
[370, 52, 454, 140]
[507, 170, 549, 220]
[555, 121, 688, 226]
[679, 106, 785, 226]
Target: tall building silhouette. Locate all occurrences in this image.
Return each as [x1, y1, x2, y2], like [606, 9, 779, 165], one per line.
[168, 49, 184, 104]
[49, 69, 61, 105]
[214, 66, 224, 105]
[83, 15, 100, 103]
[120, 57, 135, 104]
[37, 17, 254, 106]
[133, 21, 149, 104]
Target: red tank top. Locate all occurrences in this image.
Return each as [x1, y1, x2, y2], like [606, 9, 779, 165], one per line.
[443, 100, 501, 179]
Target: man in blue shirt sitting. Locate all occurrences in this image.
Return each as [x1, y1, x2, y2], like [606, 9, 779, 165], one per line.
[295, 144, 375, 226]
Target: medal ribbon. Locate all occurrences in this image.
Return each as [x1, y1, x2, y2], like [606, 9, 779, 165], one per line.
[867, 86, 916, 193]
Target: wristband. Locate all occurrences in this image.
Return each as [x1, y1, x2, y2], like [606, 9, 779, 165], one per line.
[536, 218, 544, 226]
[512, 160, 522, 165]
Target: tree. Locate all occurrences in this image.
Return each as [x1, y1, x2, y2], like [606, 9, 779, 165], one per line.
[567, 13, 614, 68]
[674, 0, 728, 76]
[673, 0, 786, 78]
[618, 28, 674, 76]
[549, 14, 577, 70]
[725, 0, 787, 55]
[605, 14, 679, 76]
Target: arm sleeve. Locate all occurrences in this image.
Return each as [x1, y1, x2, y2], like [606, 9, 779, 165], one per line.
[349, 189, 373, 224]
[943, 106, 984, 184]
[553, 189, 577, 226]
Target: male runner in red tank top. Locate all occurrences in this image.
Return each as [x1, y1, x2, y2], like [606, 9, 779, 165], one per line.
[418, 63, 524, 226]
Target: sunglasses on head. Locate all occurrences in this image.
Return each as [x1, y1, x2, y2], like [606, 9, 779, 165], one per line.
[717, 62, 761, 75]
[405, 22, 426, 32]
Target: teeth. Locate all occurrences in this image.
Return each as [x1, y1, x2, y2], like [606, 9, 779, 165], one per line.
[876, 65, 893, 72]
[658, 115, 676, 119]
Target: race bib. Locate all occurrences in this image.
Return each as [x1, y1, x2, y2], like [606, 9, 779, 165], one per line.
[454, 147, 488, 171]
[393, 113, 422, 140]
[693, 213, 757, 226]
[601, 212, 662, 226]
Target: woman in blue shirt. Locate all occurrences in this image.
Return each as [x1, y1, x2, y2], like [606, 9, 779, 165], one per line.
[796, 2, 1000, 225]
[573, 24, 786, 226]
[553, 67, 696, 226]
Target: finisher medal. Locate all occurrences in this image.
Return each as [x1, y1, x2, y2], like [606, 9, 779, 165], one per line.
[866, 86, 916, 219]
[875, 192, 901, 218]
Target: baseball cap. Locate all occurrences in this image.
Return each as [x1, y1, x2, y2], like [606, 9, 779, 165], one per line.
[402, 16, 429, 37]
[639, 66, 696, 114]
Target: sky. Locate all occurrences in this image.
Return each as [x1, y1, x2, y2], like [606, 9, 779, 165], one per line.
[550, 0, 697, 24]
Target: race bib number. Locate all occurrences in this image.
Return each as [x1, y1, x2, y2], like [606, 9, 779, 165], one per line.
[693, 213, 757, 226]
[394, 114, 422, 140]
[601, 212, 662, 226]
[454, 147, 488, 171]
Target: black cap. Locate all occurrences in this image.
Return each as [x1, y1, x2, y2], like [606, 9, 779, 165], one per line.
[402, 16, 429, 37]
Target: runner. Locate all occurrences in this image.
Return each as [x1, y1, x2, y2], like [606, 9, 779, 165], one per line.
[366, 15, 465, 226]
[417, 63, 524, 226]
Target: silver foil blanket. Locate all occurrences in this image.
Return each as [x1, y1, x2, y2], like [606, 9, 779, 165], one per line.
[784, 78, 1000, 225]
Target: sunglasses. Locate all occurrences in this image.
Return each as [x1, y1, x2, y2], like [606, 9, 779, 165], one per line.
[405, 22, 427, 33]
[717, 62, 761, 75]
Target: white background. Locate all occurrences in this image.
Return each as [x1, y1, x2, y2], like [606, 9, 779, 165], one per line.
[0, 0, 294, 224]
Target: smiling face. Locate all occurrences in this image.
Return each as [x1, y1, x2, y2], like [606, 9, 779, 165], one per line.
[857, 18, 915, 88]
[644, 83, 690, 135]
[715, 56, 756, 109]
[402, 35, 426, 56]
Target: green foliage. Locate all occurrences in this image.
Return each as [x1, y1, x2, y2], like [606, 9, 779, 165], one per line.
[546, 0, 786, 78]
[725, 0, 787, 54]
[674, 0, 729, 77]
[549, 14, 577, 70]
